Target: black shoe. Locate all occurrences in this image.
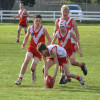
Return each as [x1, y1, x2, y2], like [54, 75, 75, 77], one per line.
[59, 77, 71, 84]
[81, 63, 87, 76]
[66, 78, 71, 83]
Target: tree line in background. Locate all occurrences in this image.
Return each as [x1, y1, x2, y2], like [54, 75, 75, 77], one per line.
[0, 0, 100, 10]
[61, 0, 100, 4]
[0, 0, 35, 10]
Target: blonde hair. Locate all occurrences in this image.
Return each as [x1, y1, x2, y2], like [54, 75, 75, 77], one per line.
[61, 5, 70, 14]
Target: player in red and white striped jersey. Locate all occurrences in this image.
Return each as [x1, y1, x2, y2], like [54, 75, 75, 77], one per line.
[53, 6, 87, 84]
[15, 14, 51, 85]
[14, 2, 30, 43]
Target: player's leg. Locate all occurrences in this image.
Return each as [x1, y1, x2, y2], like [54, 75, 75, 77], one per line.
[16, 25, 22, 43]
[63, 63, 85, 88]
[15, 52, 32, 85]
[69, 52, 87, 75]
[30, 57, 39, 83]
[24, 27, 27, 34]
[59, 66, 71, 84]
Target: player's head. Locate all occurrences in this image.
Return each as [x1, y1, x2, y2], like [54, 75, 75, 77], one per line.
[19, 2, 24, 9]
[59, 20, 66, 32]
[33, 14, 42, 27]
[61, 5, 69, 18]
[45, 75, 54, 88]
[37, 43, 49, 57]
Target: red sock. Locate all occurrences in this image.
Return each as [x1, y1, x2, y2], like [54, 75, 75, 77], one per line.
[19, 77, 22, 80]
[67, 76, 70, 79]
[77, 76, 81, 80]
[81, 63, 84, 68]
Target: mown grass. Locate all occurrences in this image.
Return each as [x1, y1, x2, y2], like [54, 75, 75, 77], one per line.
[0, 22, 100, 100]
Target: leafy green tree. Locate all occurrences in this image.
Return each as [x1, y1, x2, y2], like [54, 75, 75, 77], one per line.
[21, 0, 36, 7]
[0, 0, 15, 10]
[91, 0, 98, 4]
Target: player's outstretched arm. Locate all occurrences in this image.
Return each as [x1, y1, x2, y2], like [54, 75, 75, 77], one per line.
[72, 19, 83, 57]
[53, 20, 59, 38]
[13, 14, 20, 19]
[51, 33, 57, 44]
[70, 32, 83, 57]
[52, 47, 59, 81]
[43, 56, 48, 79]
[21, 27, 30, 49]
[43, 28, 51, 45]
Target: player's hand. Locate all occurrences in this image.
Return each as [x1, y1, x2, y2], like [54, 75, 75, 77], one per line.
[74, 43, 79, 52]
[21, 44, 25, 49]
[13, 17, 16, 19]
[78, 49, 83, 57]
[52, 32, 55, 38]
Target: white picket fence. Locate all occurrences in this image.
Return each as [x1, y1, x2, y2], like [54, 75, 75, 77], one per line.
[0, 10, 100, 22]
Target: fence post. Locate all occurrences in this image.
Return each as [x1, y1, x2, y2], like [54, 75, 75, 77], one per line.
[0, 11, 3, 22]
[53, 11, 55, 22]
[28, 11, 30, 22]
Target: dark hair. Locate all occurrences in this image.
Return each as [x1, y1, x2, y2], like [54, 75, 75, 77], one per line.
[33, 14, 42, 19]
[37, 42, 47, 52]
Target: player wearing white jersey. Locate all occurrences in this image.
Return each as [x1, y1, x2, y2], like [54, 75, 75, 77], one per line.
[37, 43, 86, 88]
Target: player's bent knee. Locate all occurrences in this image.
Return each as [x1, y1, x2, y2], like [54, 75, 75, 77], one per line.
[70, 60, 76, 66]
[30, 67, 36, 71]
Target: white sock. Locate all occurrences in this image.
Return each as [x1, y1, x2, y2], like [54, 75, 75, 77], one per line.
[19, 74, 23, 78]
[61, 73, 65, 77]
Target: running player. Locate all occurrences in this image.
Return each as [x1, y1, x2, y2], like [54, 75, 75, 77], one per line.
[14, 2, 30, 43]
[15, 14, 51, 85]
[37, 43, 86, 88]
[53, 5, 87, 84]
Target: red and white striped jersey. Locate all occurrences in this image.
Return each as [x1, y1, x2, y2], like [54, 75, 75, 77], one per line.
[47, 44, 67, 58]
[56, 17, 75, 43]
[28, 25, 45, 49]
[56, 30, 71, 49]
[19, 9, 27, 23]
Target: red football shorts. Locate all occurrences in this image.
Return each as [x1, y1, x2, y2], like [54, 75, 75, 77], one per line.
[19, 21, 28, 28]
[66, 48, 73, 58]
[71, 43, 76, 52]
[48, 57, 68, 66]
[27, 47, 42, 60]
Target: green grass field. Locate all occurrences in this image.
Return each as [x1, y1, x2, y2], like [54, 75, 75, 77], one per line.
[0, 22, 100, 100]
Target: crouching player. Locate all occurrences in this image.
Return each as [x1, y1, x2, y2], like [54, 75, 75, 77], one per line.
[37, 43, 86, 88]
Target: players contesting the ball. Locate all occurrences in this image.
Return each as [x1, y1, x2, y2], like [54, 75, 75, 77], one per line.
[37, 43, 85, 88]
